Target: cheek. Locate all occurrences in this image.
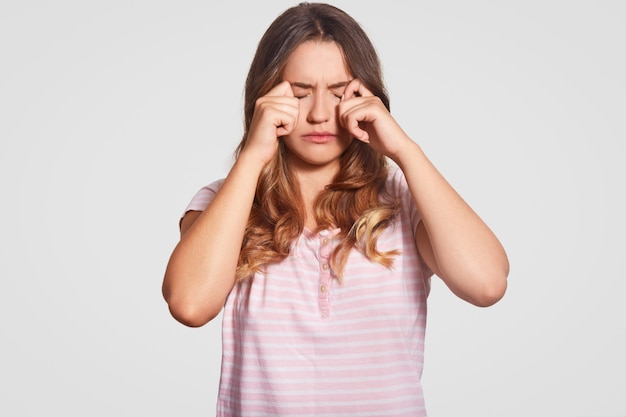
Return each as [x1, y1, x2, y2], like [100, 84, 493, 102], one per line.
[337, 124, 351, 138]
[339, 132, 354, 148]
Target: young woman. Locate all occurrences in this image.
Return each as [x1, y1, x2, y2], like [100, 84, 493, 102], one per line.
[163, 3, 509, 416]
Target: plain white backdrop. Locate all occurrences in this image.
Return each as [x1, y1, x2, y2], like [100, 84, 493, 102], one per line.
[1, 1, 624, 416]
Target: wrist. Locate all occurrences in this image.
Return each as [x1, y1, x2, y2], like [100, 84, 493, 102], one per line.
[389, 138, 423, 168]
[235, 148, 272, 175]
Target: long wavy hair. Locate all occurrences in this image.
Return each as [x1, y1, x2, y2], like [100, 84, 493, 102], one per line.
[234, 2, 400, 281]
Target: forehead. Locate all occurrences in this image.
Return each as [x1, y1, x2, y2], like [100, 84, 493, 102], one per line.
[282, 40, 351, 83]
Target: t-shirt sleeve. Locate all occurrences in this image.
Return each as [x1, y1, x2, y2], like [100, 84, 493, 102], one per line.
[388, 166, 422, 235]
[388, 166, 434, 279]
[180, 178, 225, 220]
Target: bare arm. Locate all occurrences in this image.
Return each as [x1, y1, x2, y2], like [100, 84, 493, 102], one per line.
[396, 141, 509, 307]
[162, 81, 299, 327]
[339, 79, 509, 307]
[162, 153, 266, 327]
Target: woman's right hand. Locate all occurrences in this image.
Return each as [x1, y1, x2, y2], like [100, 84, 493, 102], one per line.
[242, 81, 299, 165]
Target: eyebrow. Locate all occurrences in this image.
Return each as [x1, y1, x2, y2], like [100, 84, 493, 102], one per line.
[290, 81, 351, 89]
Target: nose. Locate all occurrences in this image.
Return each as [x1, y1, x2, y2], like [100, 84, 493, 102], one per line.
[306, 92, 334, 123]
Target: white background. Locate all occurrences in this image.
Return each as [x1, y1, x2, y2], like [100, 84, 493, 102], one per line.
[1, 1, 624, 416]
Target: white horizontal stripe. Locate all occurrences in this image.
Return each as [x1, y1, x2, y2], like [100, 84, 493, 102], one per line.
[232, 369, 420, 386]
[222, 326, 422, 341]
[222, 335, 420, 351]
[233, 383, 419, 398]
[218, 401, 425, 417]
[237, 288, 424, 306]
[332, 301, 424, 317]
[229, 296, 425, 317]
[222, 347, 415, 362]
[223, 318, 426, 332]
[219, 406, 425, 417]
[225, 309, 422, 326]
[223, 358, 417, 374]
[218, 394, 423, 410]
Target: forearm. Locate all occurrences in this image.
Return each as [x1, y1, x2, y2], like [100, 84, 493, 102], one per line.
[163, 152, 265, 326]
[393, 140, 509, 306]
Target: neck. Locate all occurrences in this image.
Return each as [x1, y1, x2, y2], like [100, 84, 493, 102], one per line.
[293, 164, 339, 231]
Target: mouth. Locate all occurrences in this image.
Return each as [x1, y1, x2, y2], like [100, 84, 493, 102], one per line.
[302, 132, 337, 144]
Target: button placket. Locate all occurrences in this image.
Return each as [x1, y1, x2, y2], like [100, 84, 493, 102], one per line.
[318, 231, 332, 318]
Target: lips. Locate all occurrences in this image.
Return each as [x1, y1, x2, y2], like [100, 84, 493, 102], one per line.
[302, 132, 337, 144]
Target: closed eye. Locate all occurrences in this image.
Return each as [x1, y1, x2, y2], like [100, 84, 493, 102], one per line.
[330, 88, 345, 100]
[291, 81, 348, 101]
[293, 90, 311, 100]
[294, 92, 340, 100]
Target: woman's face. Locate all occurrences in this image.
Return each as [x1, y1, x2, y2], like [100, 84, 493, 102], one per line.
[280, 40, 354, 173]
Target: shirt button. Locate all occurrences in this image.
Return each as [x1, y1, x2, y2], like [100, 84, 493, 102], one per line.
[320, 285, 327, 293]
[322, 263, 329, 270]
[322, 237, 329, 245]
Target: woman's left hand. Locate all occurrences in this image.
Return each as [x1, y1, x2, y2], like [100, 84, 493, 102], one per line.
[338, 79, 412, 161]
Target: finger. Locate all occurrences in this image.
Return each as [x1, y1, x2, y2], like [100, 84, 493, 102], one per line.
[277, 109, 299, 136]
[263, 82, 298, 134]
[255, 97, 299, 123]
[275, 107, 299, 137]
[256, 97, 299, 113]
[251, 96, 299, 138]
[267, 80, 295, 97]
[342, 109, 370, 142]
[341, 78, 374, 101]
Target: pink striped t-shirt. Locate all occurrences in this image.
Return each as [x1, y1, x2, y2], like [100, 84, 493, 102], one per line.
[184, 167, 432, 416]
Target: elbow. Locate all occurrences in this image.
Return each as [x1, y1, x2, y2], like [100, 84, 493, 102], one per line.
[164, 290, 222, 328]
[470, 270, 508, 307]
[473, 279, 507, 307]
[469, 254, 510, 307]
[167, 299, 221, 328]
[162, 266, 225, 327]
[442, 259, 509, 307]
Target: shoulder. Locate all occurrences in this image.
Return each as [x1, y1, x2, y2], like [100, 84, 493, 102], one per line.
[193, 178, 225, 198]
[384, 164, 422, 230]
[385, 164, 410, 197]
[182, 178, 225, 215]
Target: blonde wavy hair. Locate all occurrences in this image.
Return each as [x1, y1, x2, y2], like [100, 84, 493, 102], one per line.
[234, 3, 400, 281]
